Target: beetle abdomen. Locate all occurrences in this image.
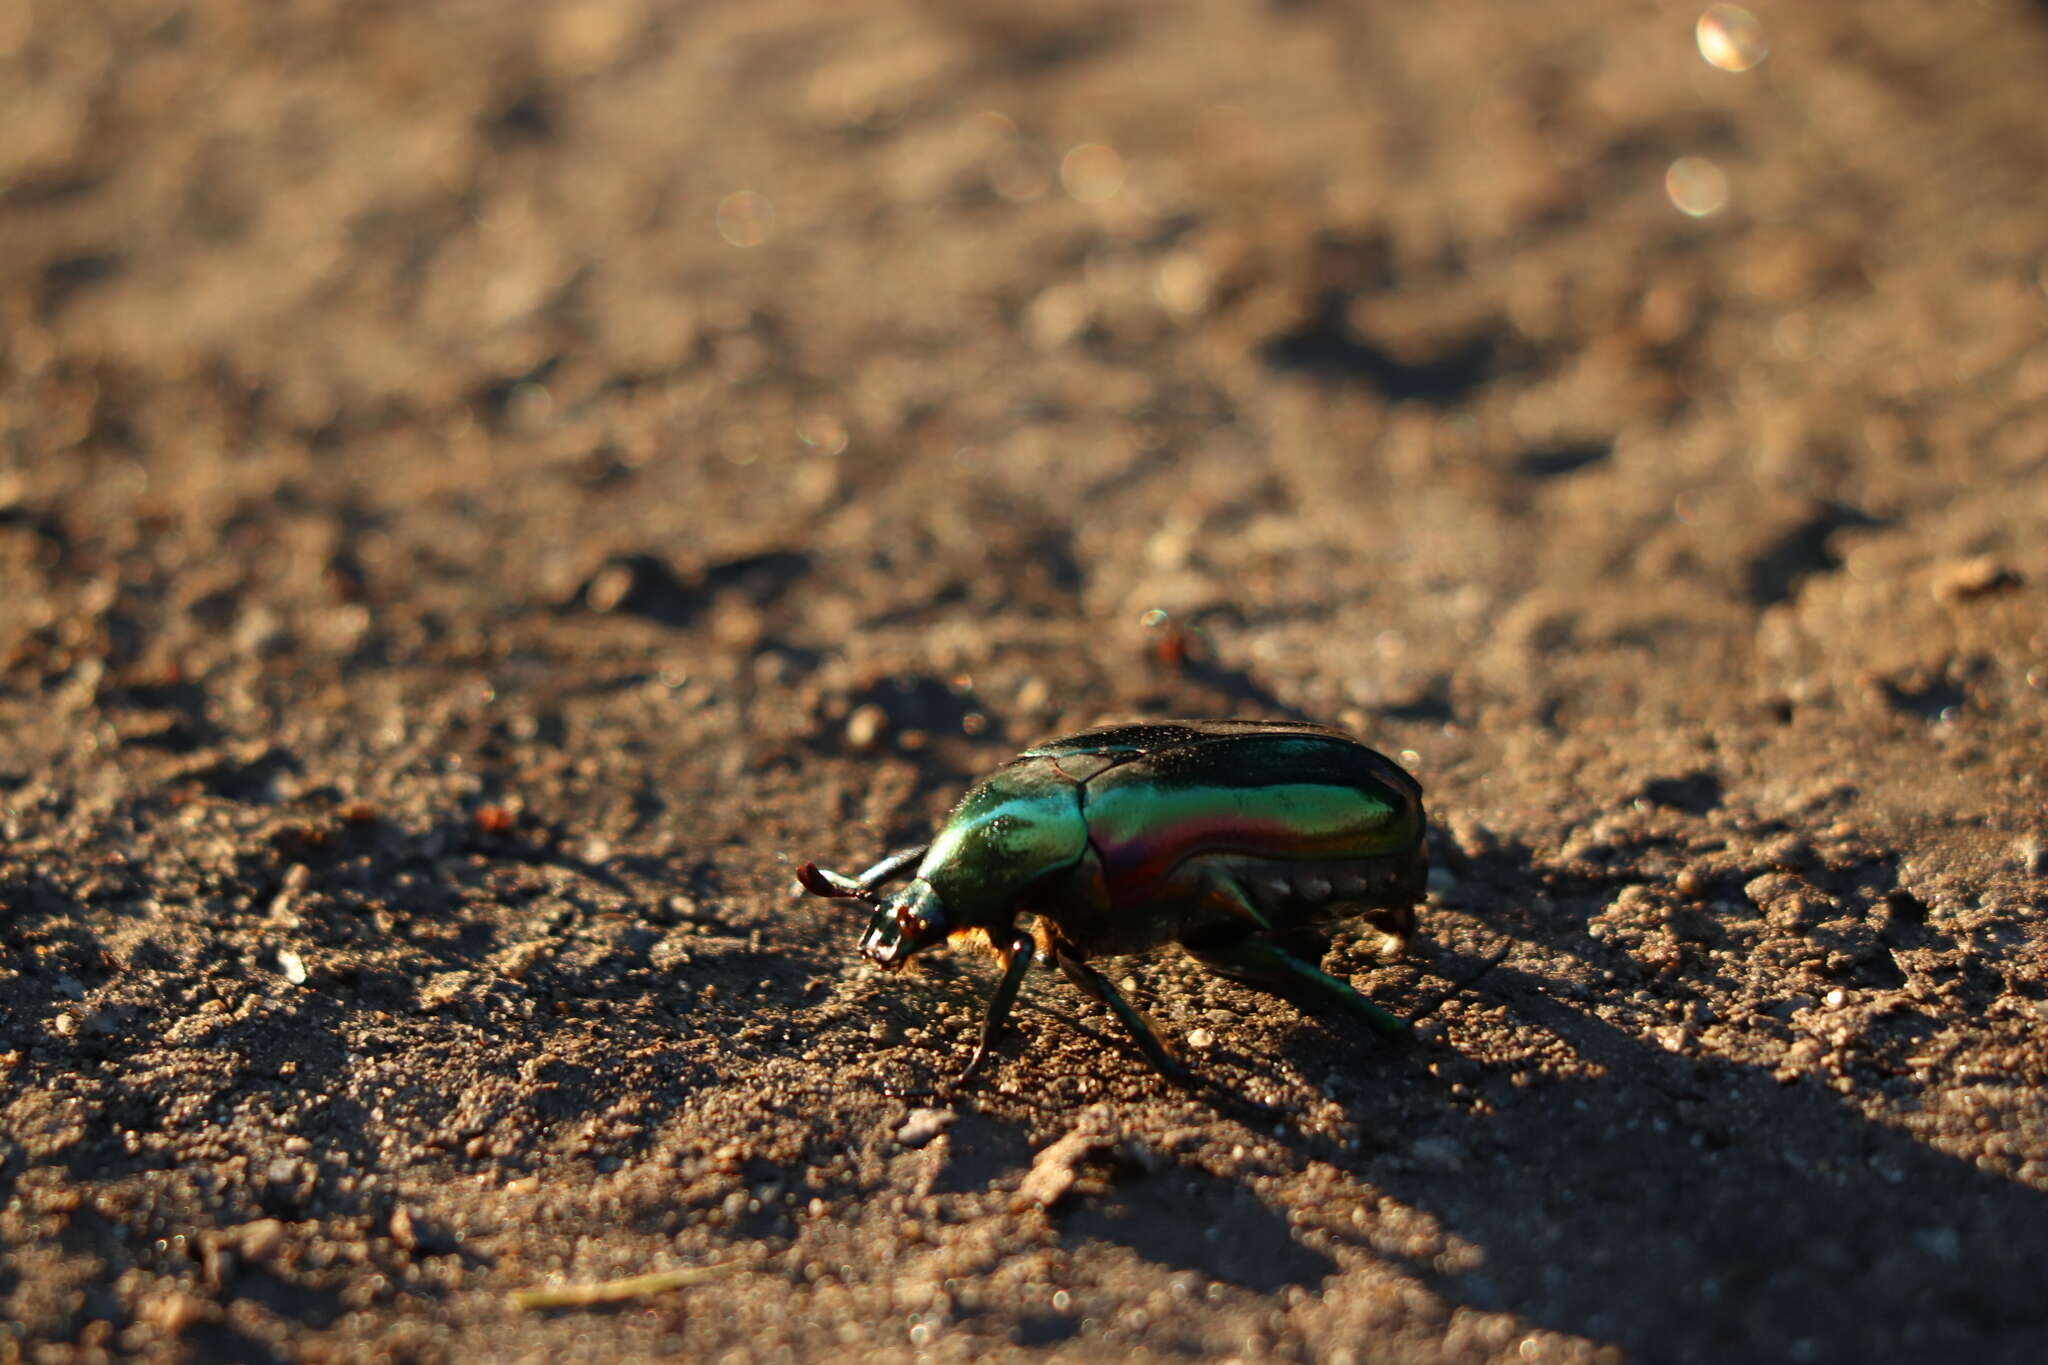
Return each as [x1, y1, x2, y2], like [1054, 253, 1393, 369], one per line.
[1227, 854, 1421, 936]
[1079, 733, 1420, 906]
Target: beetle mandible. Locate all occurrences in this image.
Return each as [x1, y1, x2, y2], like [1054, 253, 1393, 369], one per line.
[798, 719, 1488, 1086]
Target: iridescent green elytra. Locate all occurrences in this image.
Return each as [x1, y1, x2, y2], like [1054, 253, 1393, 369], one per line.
[796, 719, 1455, 1085]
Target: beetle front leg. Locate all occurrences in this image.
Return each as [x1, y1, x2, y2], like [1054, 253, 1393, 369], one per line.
[1052, 950, 1195, 1087]
[955, 931, 1037, 1087]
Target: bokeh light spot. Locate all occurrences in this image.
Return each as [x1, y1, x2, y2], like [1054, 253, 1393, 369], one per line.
[967, 111, 1051, 203]
[1060, 143, 1125, 204]
[1697, 6, 1768, 73]
[716, 191, 776, 247]
[1665, 156, 1729, 217]
[797, 412, 849, 455]
[960, 109, 1018, 151]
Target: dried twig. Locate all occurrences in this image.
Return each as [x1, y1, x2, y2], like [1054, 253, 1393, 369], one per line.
[509, 1262, 737, 1311]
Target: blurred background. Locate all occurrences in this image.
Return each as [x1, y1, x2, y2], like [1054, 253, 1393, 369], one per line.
[4, 0, 2040, 750]
[3, 2, 2046, 1360]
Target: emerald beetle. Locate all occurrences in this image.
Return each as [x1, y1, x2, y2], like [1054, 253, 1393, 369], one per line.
[798, 719, 1477, 1086]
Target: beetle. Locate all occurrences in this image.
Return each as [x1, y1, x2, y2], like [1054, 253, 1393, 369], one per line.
[797, 718, 1492, 1086]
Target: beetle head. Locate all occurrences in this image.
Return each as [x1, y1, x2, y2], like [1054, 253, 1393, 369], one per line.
[794, 863, 950, 970]
[855, 880, 950, 969]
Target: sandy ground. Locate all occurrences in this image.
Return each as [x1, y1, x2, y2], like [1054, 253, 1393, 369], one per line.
[3, 1, 2047, 1361]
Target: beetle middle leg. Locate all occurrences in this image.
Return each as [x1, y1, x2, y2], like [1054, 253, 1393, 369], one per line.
[1052, 949, 1195, 1086]
[1186, 932, 1411, 1037]
[1173, 876, 1411, 1037]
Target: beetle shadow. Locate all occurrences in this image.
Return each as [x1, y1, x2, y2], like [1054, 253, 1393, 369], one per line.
[1060, 1160, 1337, 1294]
[925, 1110, 1038, 1196]
[924, 1100, 1337, 1296]
[1362, 984, 2045, 1361]
[1230, 940, 2048, 1360]
[855, 961, 1350, 1296]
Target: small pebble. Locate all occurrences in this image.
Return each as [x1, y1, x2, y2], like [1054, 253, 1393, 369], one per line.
[139, 1290, 209, 1334]
[390, 1206, 458, 1256]
[238, 1219, 287, 1262]
[584, 562, 637, 613]
[1931, 555, 2019, 603]
[845, 703, 889, 752]
[1186, 1027, 1215, 1050]
[1014, 1129, 1117, 1209]
[896, 1108, 956, 1148]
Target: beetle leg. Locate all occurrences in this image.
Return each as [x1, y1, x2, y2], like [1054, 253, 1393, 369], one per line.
[955, 931, 1037, 1087]
[1052, 950, 1195, 1086]
[1180, 876, 1410, 1037]
[1188, 934, 1410, 1038]
[856, 845, 930, 892]
[1403, 941, 1513, 1024]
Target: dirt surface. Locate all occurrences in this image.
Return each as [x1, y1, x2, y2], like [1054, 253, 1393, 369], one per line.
[4, 1, 2048, 1361]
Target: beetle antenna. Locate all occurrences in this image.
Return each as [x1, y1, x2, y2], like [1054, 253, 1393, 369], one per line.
[795, 862, 884, 906]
